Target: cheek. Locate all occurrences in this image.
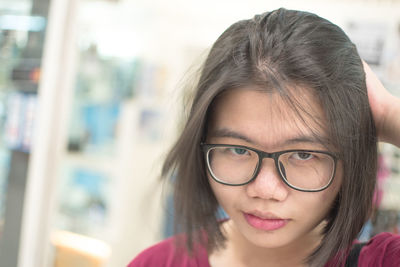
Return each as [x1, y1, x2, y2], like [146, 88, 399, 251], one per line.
[308, 161, 342, 210]
[208, 176, 239, 210]
[291, 168, 342, 222]
[309, 176, 342, 220]
[209, 177, 228, 202]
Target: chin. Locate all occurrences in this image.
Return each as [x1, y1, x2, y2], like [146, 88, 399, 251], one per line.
[237, 219, 313, 251]
[255, 234, 293, 248]
[240, 224, 295, 248]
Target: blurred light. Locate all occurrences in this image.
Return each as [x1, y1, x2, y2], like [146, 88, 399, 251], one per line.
[0, 15, 46, 32]
[51, 230, 111, 260]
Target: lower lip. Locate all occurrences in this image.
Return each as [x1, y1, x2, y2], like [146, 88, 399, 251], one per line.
[244, 213, 289, 231]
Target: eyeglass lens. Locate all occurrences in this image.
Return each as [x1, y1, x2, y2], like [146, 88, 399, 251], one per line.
[207, 146, 334, 190]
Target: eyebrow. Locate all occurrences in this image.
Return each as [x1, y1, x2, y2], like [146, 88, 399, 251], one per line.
[210, 128, 327, 147]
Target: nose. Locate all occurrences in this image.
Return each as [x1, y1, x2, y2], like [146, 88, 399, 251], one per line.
[246, 158, 289, 201]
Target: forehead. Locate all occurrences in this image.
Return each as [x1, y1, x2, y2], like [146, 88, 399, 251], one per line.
[208, 87, 329, 149]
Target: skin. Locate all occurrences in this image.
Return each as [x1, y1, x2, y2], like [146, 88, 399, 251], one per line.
[364, 61, 400, 147]
[205, 63, 400, 267]
[207, 88, 343, 267]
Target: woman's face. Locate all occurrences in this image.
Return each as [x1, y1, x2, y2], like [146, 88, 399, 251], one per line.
[207, 87, 342, 250]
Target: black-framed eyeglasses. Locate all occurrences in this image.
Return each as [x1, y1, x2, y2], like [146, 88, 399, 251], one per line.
[201, 143, 338, 192]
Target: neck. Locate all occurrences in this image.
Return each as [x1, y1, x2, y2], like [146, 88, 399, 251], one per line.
[213, 220, 324, 267]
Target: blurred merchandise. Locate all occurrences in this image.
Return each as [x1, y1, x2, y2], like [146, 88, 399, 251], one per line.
[0, 0, 49, 265]
[0, 147, 11, 237]
[346, 21, 387, 66]
[371, 209, 400, 235]
[361, 144, 400, 240]
[67, 43, 168, 155]
[383, 21, 400, 93]
[56, 167, 110, 238]
[3, 91, 37, 152]
[138, 107, 164, 143]
[380, 144, 400, 210]
[68, 102, 120, 154]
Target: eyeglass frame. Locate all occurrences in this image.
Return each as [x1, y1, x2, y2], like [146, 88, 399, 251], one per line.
[201, 143, 338, 192]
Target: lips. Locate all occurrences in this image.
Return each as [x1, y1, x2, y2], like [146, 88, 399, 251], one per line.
[244, 212, 289, 231]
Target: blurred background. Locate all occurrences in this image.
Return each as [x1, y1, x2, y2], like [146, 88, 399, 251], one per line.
[0, 0, 399, 266]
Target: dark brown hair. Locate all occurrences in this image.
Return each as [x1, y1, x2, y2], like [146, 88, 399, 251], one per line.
[162, 8, 377, 266]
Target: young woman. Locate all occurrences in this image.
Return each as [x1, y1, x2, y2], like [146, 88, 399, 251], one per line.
[129, 8, 400, 267]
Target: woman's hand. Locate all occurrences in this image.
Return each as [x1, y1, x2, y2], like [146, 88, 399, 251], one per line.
[363, 61, 400, 147]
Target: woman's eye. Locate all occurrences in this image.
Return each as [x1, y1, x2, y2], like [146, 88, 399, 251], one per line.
[293, 152, 314, 160]
[230, 147, 248, 155]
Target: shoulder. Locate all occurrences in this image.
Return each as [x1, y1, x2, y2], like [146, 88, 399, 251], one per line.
[358, 232, 400, 267]
[128, 237, 177, 267]
[127, 236, 210, 267]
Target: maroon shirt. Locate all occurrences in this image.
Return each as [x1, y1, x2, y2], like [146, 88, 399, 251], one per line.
[128, 232, 400, 267]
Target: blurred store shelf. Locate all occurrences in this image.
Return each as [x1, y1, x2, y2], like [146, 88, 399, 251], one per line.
[63, 152, 116, 174]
